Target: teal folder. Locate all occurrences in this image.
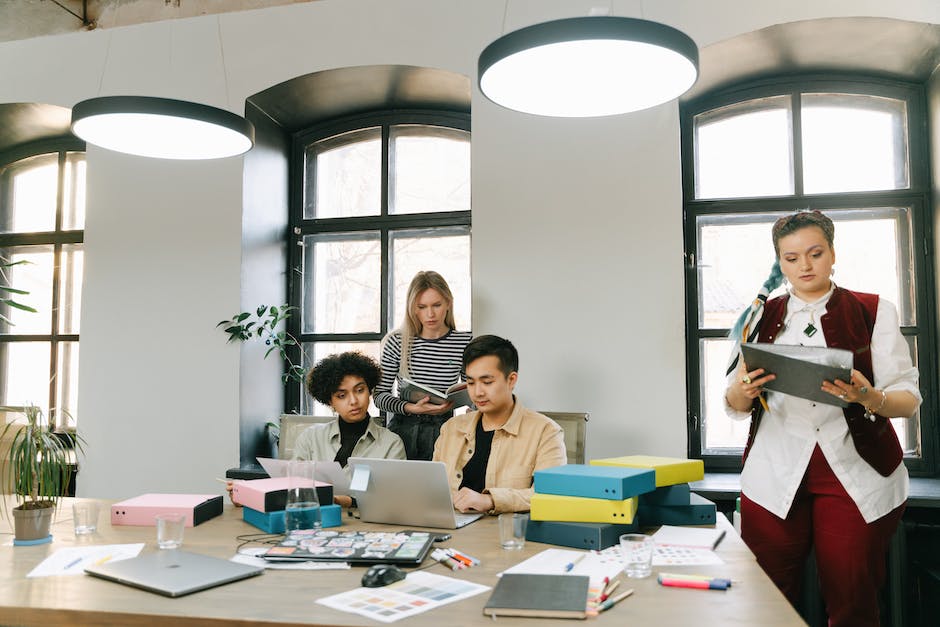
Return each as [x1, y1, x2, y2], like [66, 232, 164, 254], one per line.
[638, 493, 716, 526]
[639, 483, 691, 506]
[525, 519, 638, 550]
[243, 503, 342, 533]
[533, 464, 655, 500]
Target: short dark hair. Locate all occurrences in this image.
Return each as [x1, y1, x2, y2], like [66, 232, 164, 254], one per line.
[772, 209, 835, 256]
[462, 335, 518, 377]
[305, 352, 381, 406]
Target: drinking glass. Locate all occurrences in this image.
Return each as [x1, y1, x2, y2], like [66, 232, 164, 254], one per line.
[620, 533, 654, 578]
[285, 460, 321, 539]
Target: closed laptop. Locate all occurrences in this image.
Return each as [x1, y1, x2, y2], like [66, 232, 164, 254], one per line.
[84, 550, 263, 597]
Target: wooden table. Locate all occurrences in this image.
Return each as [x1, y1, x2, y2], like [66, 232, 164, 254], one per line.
[0, 499, 806, 626]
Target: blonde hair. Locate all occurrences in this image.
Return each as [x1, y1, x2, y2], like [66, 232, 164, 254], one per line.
[384, 271, 456, 378]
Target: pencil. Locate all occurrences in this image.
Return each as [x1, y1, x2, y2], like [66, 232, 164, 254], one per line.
[598, 588, 634, 612]
[564, 552, 588, 572]
[600, 579, 621, 601]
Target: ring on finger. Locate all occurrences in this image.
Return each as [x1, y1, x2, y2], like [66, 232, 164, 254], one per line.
[838, 394, 847, 400]
[742, 375, 751, 385]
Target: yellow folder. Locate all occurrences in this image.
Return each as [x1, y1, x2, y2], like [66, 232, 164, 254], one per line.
[530, 493, 638, 524]
[589, 456, 704, 487]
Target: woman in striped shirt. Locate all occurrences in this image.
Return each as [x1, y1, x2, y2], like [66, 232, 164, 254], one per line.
[374, 271, 472, 460]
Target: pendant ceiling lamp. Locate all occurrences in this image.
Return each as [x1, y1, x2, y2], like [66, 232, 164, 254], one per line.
[71, 96, 255, 160]
[479, 16, 699, 117]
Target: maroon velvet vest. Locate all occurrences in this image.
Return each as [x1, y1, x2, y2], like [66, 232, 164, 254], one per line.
[743, 287, 903, 477]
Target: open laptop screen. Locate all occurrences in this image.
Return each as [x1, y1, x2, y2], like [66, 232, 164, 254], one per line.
[347, 458, 483, 529]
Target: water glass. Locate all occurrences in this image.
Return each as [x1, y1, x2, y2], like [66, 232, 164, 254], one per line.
[620, 533, 654, 578]
[498, 513, 528, 550]
[285, 459, 321, 539]
[155, 513, 185, 549]
[72, 501, 99, 535]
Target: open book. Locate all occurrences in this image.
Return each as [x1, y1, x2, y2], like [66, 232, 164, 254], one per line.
[399, 377, 471, 409]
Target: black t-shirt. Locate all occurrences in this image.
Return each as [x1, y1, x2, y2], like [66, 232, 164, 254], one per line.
[459, 417, 495, 493]
[334, 417, 370, 468]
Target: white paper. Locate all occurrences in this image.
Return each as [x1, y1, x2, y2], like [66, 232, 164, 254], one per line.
[232, 547, 350, 570]
[256, 457, 351, 495]
[499, 548, 623, 586]
[27, 543, 145, 578]
[651, 525, 726, 550]
[653, 545, 725, 566]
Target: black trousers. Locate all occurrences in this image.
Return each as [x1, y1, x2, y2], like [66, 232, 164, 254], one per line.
[388, 413, 453, 461]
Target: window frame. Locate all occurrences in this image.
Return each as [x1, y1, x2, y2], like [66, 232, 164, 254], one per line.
[286, 110, 471, 413]
[681, 74, 937, 475]
[0, 138, 86, 428]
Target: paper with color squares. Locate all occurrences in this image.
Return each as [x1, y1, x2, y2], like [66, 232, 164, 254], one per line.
[316, 571, 489, 623]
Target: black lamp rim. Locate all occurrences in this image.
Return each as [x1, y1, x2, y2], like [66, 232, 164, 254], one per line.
[479, 16, 699, 84]
[70, 95, 255, 145]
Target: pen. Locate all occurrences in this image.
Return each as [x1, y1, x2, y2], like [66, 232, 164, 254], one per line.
[659, 577, 731, 590]
[658, 573, 734, 586]
[445, 549, 473, 567]
[94, 555, 113, 566]
[436, 550, 466, 569]
[564, 553, 588, 572]
[600, 579, 621, 601]
[712, 530, 727, 550]
[431, 550, 462, 571]
[447, 548, 479, 565]
[597, 588, 634, 612]
[65, 556, 83, 570]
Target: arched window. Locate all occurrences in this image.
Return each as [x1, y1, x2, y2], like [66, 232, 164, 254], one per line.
[288, 110, 471, 416]
[682, 75, 936, 473]
[0, 144, 86, 428]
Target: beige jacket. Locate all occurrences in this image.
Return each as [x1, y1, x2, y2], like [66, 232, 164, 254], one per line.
[293, 418, 406, 475]
[433, 399, 566, 514]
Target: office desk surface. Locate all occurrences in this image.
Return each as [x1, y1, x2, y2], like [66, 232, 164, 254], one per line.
[0, 499, 804, 626]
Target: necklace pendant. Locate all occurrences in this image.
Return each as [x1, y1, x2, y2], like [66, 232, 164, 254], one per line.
[803, 322, 818, 337]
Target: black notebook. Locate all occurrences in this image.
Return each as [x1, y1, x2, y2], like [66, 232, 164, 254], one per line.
[483, 574, 590, 619]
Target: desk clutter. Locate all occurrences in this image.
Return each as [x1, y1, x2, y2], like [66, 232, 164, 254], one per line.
[528, 455, 713, 550]
[232, 476, 343, 533]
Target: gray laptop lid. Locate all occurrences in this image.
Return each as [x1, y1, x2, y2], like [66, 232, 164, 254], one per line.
[348, 457, 483, 529]
[84, 550, 263, 597]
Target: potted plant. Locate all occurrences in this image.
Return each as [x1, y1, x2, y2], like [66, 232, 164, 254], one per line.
[0, 405, 85, 543]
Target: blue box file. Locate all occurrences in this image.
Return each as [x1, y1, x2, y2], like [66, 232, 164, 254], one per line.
[525, 520, 639, 550]
[533, 464, 655, 500]
[638, 493, 716, 526]
[639, 483, 691, 506]
[243, 504, 342, 533]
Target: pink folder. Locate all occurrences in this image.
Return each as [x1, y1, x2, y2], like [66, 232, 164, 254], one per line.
[110, 493, 223, 527]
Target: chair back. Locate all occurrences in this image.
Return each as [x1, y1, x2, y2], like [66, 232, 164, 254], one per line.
[538, 411, 589, 464]
[277, 414, 385, 459]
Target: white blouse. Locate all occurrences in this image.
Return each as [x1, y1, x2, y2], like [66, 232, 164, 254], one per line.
[726, 285, 921, 523]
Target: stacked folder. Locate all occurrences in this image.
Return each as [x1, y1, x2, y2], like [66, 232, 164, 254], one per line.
[589, 455, 716, 526]
[527, 464, 655, 549]
[233, 477, 342, 532]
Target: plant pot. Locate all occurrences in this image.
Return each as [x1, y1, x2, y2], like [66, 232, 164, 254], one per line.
[12, 501, 55, 541]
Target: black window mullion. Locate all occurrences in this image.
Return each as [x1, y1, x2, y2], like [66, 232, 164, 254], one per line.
[791, 92, 804, 197]
[380, 124, 391, 335]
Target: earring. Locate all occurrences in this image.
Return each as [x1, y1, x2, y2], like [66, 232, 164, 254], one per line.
[830, 267, 835, 277]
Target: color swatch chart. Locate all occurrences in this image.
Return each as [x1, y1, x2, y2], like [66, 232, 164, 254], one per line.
[317, 571, 489, 623]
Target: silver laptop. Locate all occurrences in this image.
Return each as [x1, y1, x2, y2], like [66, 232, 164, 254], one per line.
[84, 550, 263, 597]
[348, 457, 484, 529]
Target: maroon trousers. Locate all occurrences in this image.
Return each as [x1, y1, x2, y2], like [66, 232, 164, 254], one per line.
[741, 446, 904, 627]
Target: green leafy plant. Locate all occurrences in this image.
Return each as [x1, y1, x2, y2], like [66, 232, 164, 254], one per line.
[0, 405, 86, 516]
[217, 304, 306, 384]
[0, 255, 37, 325]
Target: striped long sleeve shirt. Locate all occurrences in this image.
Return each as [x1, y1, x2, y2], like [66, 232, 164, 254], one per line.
[373, 330, 473, 416]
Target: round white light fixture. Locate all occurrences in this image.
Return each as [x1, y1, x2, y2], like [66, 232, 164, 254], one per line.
[479, 16, 699, 117]
[70, 96, 255, 160]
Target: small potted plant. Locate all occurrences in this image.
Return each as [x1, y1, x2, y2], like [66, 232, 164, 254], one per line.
[0, 405, 85, 543]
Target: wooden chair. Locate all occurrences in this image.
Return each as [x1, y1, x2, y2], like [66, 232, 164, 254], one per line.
[538, 411, 589, 464]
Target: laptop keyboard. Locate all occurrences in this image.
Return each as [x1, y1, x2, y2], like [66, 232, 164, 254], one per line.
[455, 512, 483, 528]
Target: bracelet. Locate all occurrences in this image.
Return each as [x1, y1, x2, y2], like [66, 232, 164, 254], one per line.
[864, 389, 887, 422]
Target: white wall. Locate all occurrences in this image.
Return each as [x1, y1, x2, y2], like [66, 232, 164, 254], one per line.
[0, 0, 936, 497]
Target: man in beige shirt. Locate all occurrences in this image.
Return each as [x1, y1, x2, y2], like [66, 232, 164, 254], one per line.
[432, 335, 566, 514]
